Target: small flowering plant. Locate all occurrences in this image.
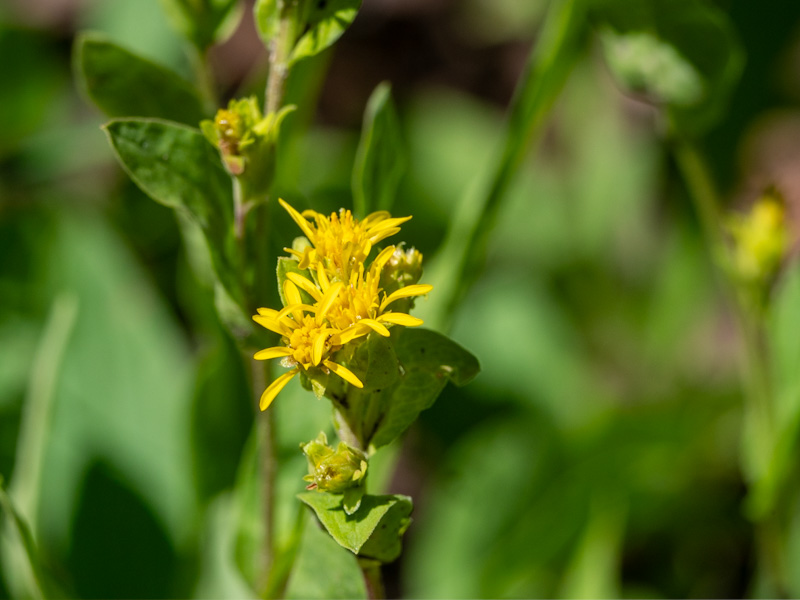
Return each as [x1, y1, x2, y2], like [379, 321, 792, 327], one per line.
[72, 0, 479, 594]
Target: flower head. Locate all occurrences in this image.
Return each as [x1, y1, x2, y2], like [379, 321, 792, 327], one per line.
[252, 200, 432, 410]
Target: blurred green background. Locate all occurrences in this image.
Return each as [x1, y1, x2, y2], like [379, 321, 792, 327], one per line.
[3, 0, 800, 597]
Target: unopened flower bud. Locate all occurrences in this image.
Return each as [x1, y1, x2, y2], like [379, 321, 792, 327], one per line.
[379, 245, 424, 310]
[301, 432, 368, 494]
[728, 188, 788, 286]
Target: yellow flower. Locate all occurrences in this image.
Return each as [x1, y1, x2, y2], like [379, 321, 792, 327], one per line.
[285, 245, 432, 340]
[252, 280, 364, 410]
[279, 199, 411, 278]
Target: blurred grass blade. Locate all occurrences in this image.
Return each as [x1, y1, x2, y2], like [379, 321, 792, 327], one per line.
[559, 491, 626, 599]
[1, 294, 78, 599]
[352, 82, 406, 218]
[420, 0, 585, 331]
[74, 33, 207, 125]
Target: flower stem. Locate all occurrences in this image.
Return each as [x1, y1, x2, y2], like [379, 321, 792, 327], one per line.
[250, 356, 277, 594]
[359, 560, 386, 600]
[189, 44, 218, 114]
[673, 139, 785, 594]
[265, 1, 300, 115]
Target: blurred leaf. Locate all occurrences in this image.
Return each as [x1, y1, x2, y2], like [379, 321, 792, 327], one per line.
[103, 118, 245, 309]
[558, 492, 625, 599]
[0, 27, 67, 156]
[74, 33, 206, 125]
[748, 264, 800, 518]
[1, 294, 77, 600]
[594, 0, 744, 134]
[289, 0, 361, 66]
[284, 517, 366, 599]
[352, 82, 406, 217]
[0, 480, 59, 600]
[366, 328, 479, 449]
[159, 0, 243, 49]
[194, 493, 257, 599]
[253, 0, 279, 46]
[232, 426, 263, 588]
[32, 212, 198, 558]
[298, 492, 411, 563]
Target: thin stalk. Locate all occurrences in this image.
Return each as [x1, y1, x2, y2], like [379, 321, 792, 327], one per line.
[673, 139, 785, 594]
[189, 44, 218, 113]
[359, 560, 386, 600]
[422, 0, 584, 332]
[249, 357, 277, 595]
[265, 1, 301, 115]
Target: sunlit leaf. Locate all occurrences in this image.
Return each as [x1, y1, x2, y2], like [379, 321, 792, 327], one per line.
[103, 118, 246, 311]
[74, 33, 206, 125]
[289, 0, 361, 65]
[298, 491, 412, 563]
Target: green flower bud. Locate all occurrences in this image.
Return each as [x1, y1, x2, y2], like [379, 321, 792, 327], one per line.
[379, 245, 424, 312]
[727, 187, 788, 286]
[201, 97, 295, 195]
[301, 432, 368, 494]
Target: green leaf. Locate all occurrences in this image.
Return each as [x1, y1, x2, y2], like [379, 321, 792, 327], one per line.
[277, 257, 315, 307]
[253, 0, 279, 46]
[103, 118, 244, 308]
[284, 516, 367, 599]
[73, 33, 206, 126]
[594, 0, 743, 135]
[367, 328, 479, 449]
[298, 492, 412, 563]
[0, 480, 62, 599]
[352, 82, 406, 218]
[289, 0, 361, 65]
[159, 0, 243, 49]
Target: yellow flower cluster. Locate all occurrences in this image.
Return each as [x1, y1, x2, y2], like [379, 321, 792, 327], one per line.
[252, 200, 432, 410]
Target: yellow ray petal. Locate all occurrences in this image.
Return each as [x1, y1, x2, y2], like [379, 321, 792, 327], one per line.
[283, 280, 305, 322]
[312, 329, 332, 365]
[378, 312, 423, 327]
[373, 245, 396, 271]
[369, 227, 401, 245]
[380, 284, 434, 312]
[254, 346, 293, 360]
[253, 314, 293, 335]
[323, 360, 363, 388]
[286, 272, 323, 301]
[361, 210, 392, 226]
[260, 369, 298, 410]
[276, 303, 316, 321]
[357, 318, 391, 337]
[279, 199, 317, 242]
[333, 324, 371, 345]
[316, 281, 344, 325]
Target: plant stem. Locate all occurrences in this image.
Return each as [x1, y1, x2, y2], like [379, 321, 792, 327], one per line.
[673, 139, 785, 594]
[189, 44, 218, 113]
[359, 560, 386, 600]
[250, 356, 277, 595]
[266, 1, 300, 115]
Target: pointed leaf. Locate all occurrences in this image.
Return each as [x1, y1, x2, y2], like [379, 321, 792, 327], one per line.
[352, 82, 406, 217]
[289, 0, 361, 65]
[103, 118, 243, 305]
[73, 33, 206, 125]
[367, 328, 479, 449]
[254, 0, 279, 45]
[298, 492, 412, 563]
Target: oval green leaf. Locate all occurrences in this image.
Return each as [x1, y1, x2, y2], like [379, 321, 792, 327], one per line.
[74, 33, 206, 125]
